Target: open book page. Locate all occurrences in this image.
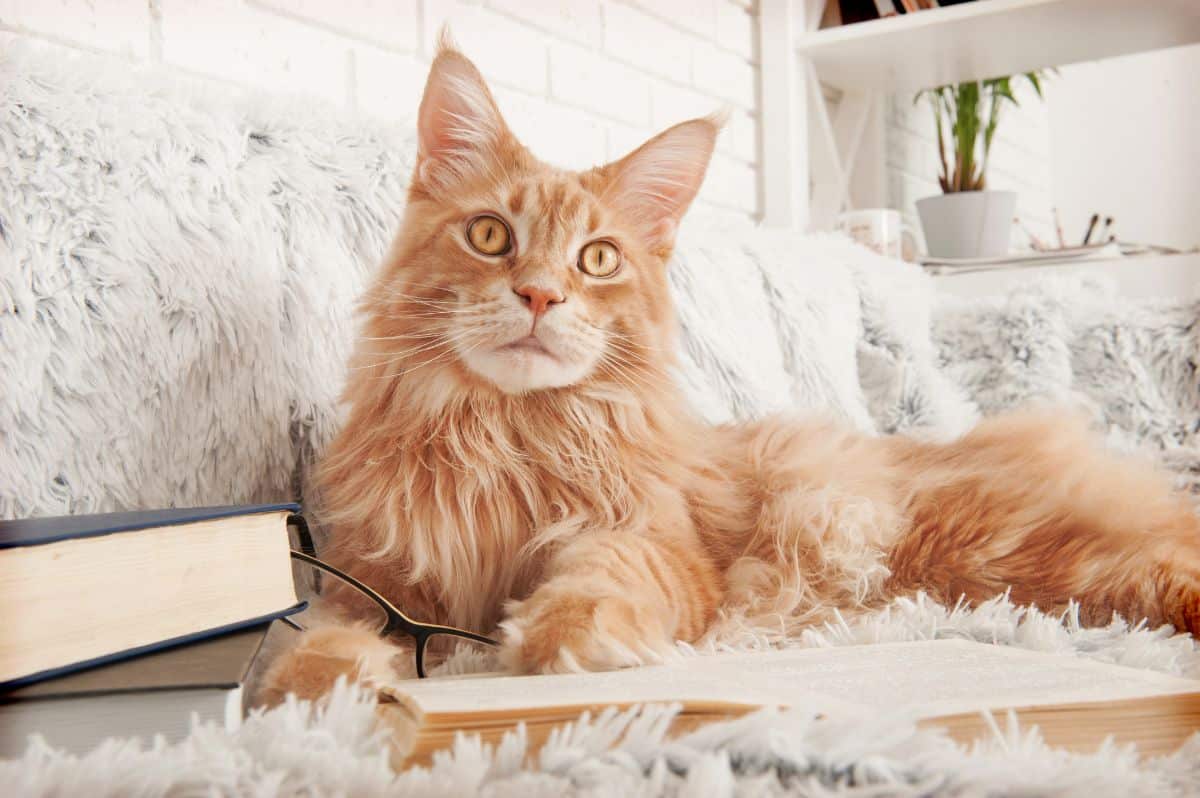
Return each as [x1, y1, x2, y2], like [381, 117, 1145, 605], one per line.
[396, 640, 1199, 720]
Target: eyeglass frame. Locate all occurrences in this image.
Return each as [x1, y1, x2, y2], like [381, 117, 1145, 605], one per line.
[283, 514, 498, 678]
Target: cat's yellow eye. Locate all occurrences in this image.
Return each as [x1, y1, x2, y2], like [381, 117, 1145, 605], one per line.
[466, 215, 512, 256]
[578, 240, 621, 278]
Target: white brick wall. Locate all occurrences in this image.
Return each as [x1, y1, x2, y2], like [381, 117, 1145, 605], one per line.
[884, 82, 1056, 249]
[0, 0, 763, 223]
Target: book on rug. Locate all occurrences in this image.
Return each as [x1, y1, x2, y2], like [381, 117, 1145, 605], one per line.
[381, 639, 1200, 764]
[0, 623, 272, 757]
[0, 504, 303, 688]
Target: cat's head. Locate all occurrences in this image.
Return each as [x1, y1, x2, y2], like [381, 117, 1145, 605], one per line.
[363, 38, 719, 398]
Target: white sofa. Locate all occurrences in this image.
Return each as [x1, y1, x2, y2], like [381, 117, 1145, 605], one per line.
[3, 43, 1198, 521]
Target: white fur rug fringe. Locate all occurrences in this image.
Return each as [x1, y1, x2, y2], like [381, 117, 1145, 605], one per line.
[5, 593, 1199, 796]
[7, 686, 1199, 797]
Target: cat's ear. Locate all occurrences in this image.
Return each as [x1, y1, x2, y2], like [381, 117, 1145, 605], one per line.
[415, 33, 512, 189]
[599, 115, 723, 252]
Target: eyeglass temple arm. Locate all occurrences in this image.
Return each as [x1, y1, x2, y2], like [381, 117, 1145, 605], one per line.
[287, 513, 317, 556]
[284, 528, 498, 647]
[285, 548, 423, 634]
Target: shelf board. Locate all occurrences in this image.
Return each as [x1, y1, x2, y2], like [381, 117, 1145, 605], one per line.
[796, 0, 1200, 92]
[930, 251, 1200, 300]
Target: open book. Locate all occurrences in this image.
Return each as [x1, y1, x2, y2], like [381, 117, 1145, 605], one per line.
[379, 640, 1200, 764]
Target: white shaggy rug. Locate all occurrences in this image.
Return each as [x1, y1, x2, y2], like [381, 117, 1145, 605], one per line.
[5, 39, 1200, 795]
[5, 594, 1200, 797]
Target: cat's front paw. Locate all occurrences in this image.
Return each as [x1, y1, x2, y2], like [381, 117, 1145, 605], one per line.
[498, 588, 676, 674]
[256, 624, 413, 707]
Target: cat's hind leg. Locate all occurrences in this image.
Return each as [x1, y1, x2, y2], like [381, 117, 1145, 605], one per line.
[886, 411, 1200, 635]
[714, 417, 907, 631]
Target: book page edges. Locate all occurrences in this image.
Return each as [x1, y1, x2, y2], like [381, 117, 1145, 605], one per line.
[924, 691, 1200, 759]
[402, 691, 1200, 766]
[388, 641, 1200, 764]
[0, 511, 298, 686]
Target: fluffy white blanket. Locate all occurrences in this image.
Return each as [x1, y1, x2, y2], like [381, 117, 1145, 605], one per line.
[3, 41, 1200, 794]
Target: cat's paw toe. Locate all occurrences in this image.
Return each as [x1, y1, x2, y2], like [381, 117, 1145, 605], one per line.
[256, 625, 412, 707]
[498, 590, 675, 674]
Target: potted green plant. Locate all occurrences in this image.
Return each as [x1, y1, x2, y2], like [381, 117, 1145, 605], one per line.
[914, 73, 1045, 258]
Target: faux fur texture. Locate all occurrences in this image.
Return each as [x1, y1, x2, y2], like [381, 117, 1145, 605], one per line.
[0, 41, 408, 518]
[5, 40, 1200, 792]
[933, 277, 1200, 494]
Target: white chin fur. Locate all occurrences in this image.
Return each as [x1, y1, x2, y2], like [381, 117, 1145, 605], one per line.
[461, 345, 596, 394]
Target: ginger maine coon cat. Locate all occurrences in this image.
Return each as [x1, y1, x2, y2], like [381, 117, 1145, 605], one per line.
[261, 41, 1200, 702]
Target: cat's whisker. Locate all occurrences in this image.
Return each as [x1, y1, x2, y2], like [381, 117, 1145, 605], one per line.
[374, 280, 457, 294]
[368, 288, 462, 305]
[601, 329, 666, 355]
[381, 299, 468, 313]
[594, 355, 652, 394]
[393, 338, 483, 379]
[358, 332, 444, 343]
[378, 287, 457, 297]
[598, 353, 675, 395]
[604, 342, 660, 366]
[606, 344, 672, 376]
[606, 330, 664, 351]
[353, 330, 479, 372]
[381, 311, 480, 325]
[374, 327, 484, 369]
[601, 343, 663, 372]
[353, 344, 446, 368]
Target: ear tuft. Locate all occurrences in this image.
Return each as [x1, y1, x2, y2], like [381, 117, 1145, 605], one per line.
[706, 107, 732, 130]
[600, 115, 721, 252]
[435, 24, 459, 55]
[415, 37, 511, 190]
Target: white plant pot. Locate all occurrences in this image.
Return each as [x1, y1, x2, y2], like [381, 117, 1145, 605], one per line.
[916, 190, 1016, 259]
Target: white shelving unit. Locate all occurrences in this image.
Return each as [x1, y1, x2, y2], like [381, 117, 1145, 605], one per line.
[797, 0, 1200, 93]
[757, 0, 1200, 231]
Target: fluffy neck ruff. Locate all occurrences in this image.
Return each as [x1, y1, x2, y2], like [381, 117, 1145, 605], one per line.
[315, 354, 699, 629]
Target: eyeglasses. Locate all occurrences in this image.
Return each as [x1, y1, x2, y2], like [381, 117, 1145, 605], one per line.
[283, 515, 498, 678]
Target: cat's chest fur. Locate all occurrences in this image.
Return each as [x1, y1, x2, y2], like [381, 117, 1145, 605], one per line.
[383, 390, 680, 628]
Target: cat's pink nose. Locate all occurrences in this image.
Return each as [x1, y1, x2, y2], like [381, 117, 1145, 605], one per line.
[513, 285, 565, 317]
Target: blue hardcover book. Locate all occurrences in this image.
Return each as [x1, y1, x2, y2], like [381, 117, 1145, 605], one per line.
[0, 504, 305, 690]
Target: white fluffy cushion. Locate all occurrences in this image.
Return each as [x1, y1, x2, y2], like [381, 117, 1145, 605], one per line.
[670, 231, 880, 430]
[670, 234, 800, 424]
[852, 244, 979, 437]
[0, 43, 409, 517]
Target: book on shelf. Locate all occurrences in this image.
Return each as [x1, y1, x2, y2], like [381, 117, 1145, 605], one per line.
[831, 0, 942, 27]
[0, 504, 303, 689]
[0, 623, 273, 756]
[833, 0, 880, 25]
[872, 0, 898, 17]
[379, 639, 1200, 765]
